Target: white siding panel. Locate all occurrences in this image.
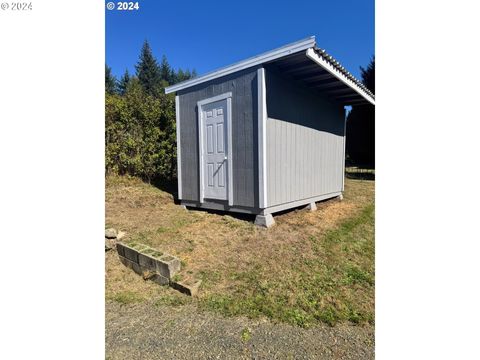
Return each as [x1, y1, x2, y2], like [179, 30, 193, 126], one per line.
[264, 67, 345, 208]
[266, 117, 344, 207]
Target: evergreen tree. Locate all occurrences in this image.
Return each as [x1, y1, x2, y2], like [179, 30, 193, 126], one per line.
[360, 56, 375, 93]
[135, 40, 162, 96]
[346, 57, 375, 168]
[105, 64, 117, 95]
[118, 69, 131, 95]
[176, 69, 185, 83]
[172, 68, 197, 84]
[159, 55, 173, 84]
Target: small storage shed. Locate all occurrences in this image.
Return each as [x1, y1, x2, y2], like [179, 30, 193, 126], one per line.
[165, 36, 375, 227]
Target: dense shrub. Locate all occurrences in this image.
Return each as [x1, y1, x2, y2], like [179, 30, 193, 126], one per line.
[105, 78, 176, 182]
[105, 40, 195, 182]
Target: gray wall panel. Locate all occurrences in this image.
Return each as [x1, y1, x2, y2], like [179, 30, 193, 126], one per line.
[177, 68, 258, 207]
[265, 67, 345, 207]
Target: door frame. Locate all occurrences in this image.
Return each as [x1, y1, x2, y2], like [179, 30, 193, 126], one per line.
[197, 92, 233, 206]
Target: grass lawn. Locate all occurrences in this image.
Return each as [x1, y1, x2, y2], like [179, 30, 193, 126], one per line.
[105, 176, 374, 327]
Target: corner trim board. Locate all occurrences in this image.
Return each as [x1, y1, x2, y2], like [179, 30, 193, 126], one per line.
[342, 107, 347, 192]
[175, 95, 182, 199]
[257, 67, 268, 208]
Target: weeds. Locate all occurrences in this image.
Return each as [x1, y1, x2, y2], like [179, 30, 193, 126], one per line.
[106, 177, 375, 327]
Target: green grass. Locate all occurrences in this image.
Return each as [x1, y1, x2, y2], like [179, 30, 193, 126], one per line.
[241, 327, 252, 342]
[106, 176, 375, 327]
[154, 294, 192, 307]
[200, 204, 375, 327]
[110, 291, 145, 305]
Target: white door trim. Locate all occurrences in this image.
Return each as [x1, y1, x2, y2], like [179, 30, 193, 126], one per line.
[197, 92, 233, 206]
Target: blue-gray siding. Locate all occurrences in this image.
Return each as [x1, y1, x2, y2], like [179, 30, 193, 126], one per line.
[177, 68, 258, 208]
[265, 67, 345, 207]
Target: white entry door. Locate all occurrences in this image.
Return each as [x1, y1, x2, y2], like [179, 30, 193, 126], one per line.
[201, 99, 228, 200]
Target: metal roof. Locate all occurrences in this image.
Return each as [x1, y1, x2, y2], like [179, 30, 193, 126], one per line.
[165, 36, 374, 106]
[311, 47, 374, 100]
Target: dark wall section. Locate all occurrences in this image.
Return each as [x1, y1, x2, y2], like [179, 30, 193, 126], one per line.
[265, 66, 344, 135]
[178, 67, 258, 208]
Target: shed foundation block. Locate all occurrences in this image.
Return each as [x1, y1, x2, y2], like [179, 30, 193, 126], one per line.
[338, 193, 344, 201]
[305, 202, 317, 211]
[255, 214, 275, 228]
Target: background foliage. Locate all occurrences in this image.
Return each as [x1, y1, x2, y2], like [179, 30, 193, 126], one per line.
[346, 57, 375, 168]
[105, 40, 196, 182]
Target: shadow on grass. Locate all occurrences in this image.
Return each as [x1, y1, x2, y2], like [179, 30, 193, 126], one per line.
[151, 178, 178, 201]
[345, 172, 375, 181]
[185, 206, 256, 223]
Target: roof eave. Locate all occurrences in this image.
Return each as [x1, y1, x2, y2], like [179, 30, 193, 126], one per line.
[164, 36, 316, 94]
[305, 48, 375, 106]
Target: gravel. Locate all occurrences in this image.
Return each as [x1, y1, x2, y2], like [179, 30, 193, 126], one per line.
[106, 301, 374, 359]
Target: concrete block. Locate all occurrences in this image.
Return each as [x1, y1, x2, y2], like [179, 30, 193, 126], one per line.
[118, 256, 142, 275]
[138, 251, 159, 271]
[149, 273, 170, 286]
[116, 242, 126, 257]
[141, 269, 169, 285]
[338, 193, 344, 201]
[122, 243, 149, 264]
[254, 214, 275, 228]
[171, 280, 202, 297]
[123, 245, 139, 263]
[305, 202, 317, 211]
[155, 255, 181, 279]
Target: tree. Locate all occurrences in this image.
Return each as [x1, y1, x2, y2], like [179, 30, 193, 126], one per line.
[346, 57, 375, 168]
[105, 64, 117, 95]
[118, 69, 131, 95]
[360, 56, 375, 93]
[105, 77, 177, 182]
[135, 40, 162, 96]
[176, 69, 185, 83]
[160, 55, 173, 84]
[172, 68, 197, 84]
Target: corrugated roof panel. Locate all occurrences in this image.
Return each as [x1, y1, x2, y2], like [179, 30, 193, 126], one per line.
[164, 36, 375, 105]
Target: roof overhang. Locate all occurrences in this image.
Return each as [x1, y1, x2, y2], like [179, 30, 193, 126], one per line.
[165, 36, 375, 106]
[165, 37, 315, 94]
[305, 48, 375, 105]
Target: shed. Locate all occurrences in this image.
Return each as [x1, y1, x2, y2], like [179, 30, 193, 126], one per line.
[165, 36, 375, 227]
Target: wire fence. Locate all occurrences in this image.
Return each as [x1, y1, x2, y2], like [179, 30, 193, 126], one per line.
[345, 165, 375, 180]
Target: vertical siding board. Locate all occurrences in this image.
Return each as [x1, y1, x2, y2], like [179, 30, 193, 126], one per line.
[276, 121, 280, 205]
[294, 122, 299, 201]
[267, 119, 274, 205]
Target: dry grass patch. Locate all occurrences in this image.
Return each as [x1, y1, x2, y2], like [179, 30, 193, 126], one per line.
[106, 175, 374, 326]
